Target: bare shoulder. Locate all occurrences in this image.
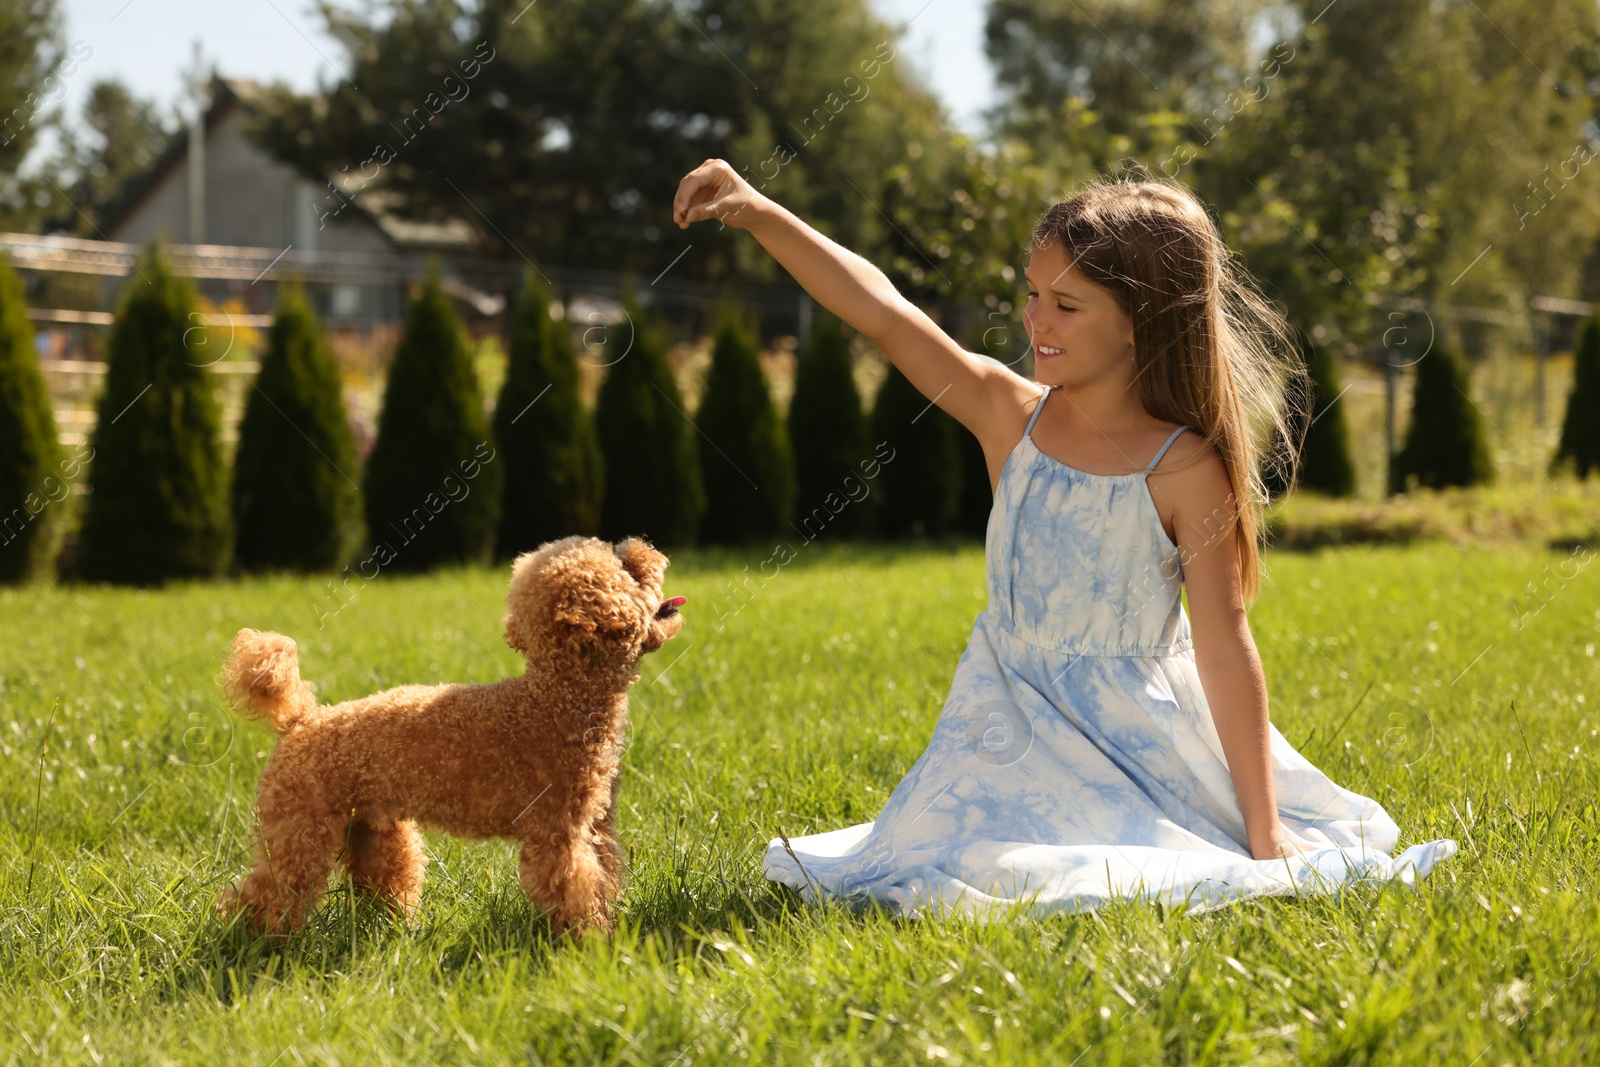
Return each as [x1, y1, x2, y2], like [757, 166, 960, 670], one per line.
[1150, 430, 1238, 552]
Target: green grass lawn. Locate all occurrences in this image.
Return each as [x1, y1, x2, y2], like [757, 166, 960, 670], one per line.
[1, 540, 1596, 1064]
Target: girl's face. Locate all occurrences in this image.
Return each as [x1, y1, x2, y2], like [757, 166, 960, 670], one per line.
[1023, 241, 1136, 389]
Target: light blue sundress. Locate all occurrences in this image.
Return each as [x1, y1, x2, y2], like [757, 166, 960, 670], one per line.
[764, 383, 1458, 917]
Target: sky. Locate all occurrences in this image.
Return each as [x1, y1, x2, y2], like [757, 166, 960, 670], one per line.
[52, 0, 1000, 139]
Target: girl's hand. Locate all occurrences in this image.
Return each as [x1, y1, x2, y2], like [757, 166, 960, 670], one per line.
[672, 159, 771, 232]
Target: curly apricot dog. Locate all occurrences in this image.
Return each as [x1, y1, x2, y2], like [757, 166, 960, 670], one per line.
[216, 535, 685, 938]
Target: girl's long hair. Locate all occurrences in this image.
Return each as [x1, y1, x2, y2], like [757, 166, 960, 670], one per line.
[1031, 173, 1310, 605]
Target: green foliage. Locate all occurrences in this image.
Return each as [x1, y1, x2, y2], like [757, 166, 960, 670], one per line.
[1265, 475, 1600, 550]
[595, 294, 703, 546]
[1389, 341, 1495, 494]
[1295, 334, 1356, 497]
[77, 246, 230, 585]
[878, 134, 1051, 310]
[363, 268, 500, 572]
[1214, 0, 1597, 341]
[0, 0, 64, 230]
[231, 281, 362, 573]
[869, 363, 960, 538]
[985, 0, 1261, 153]
[694, 304, 794, 546]
[787, 310, 870, 539]
[1551, 312, 1600, 480]
[0, 253, 64, 582]
[493, 271, 603, 557]
[1260, 334, 1363, 502]
[248, 0, 947, 285]
[47, 78, 176, 236]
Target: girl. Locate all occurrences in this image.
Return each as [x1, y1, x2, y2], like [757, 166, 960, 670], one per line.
[672, 160, 1456, 916]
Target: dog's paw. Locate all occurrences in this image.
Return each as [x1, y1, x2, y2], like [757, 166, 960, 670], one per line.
[556, 902, 617, 941]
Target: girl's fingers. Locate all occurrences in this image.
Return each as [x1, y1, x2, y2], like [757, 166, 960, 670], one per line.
[674, 160, 740, 226]
[686, 195, 735, 224]
[673, 162, 721, 218]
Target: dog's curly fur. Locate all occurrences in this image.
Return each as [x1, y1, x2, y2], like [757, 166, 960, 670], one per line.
[215, 535, 684, 938]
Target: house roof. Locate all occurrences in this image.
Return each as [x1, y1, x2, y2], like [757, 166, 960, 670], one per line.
[99, 76, 481, 253]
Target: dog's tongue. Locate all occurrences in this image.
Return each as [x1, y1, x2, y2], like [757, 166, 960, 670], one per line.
[663, 595, 687, 608]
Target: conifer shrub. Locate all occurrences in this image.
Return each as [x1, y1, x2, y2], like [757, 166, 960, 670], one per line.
[363, 267, 501, 572]
[0, 253, 65, 583]
[1264, 331, 1355, 500]
[869, 362, 960, 538]
[595, 294, 704, 546]
[1294, 333, 1357, 497]
[1551, 311, 1600, 480]
[695, 303, 794, 545]
[493, 271, 603, 557]
[78, 245, 230, 584]
[232, 280, 362, 572]
[787, 310, 871, 539]
[1389, 340, 1495, 494]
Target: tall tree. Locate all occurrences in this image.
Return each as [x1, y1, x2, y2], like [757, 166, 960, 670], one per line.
[1217, 0, 1600, 348]
[0, 253, 65, 582]
[1263, 331, 1355, 500]
[50, 79, 175, 234]
[595, 289, 700, 547]
[983, 0, 1266, 168]
[788, 309, 870, 537]
[78, 246, 231, 584]
[1296, 335, 1356, 497]
[363, 267, 501, 571]
[869, 362, 960, 538]
[1551, 311, 1600, 480]
[695, 302, 794, 545]
[232, 280, 363, 573]
[247, 0, 951, 288]
[493, 270, 603, 557]
[594, 291, 704, 546]
[1389, 341, 1495, 494]
[0, 0, 65, 231]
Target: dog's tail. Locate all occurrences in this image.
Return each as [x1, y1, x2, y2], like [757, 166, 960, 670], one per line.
[221, 628, 317, 732]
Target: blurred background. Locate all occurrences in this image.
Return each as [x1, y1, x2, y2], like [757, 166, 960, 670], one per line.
[2, 0, 1598, 587]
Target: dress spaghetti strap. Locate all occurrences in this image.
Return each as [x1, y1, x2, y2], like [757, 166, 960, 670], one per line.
[1144, 425, 1189, 475]
[1024, 385, 1052, 437]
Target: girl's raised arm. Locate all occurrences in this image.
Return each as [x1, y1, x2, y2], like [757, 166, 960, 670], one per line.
[672, 159, 1024, 443]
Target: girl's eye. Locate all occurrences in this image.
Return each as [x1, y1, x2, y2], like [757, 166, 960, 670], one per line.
[1026, 292, 1074, 313]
